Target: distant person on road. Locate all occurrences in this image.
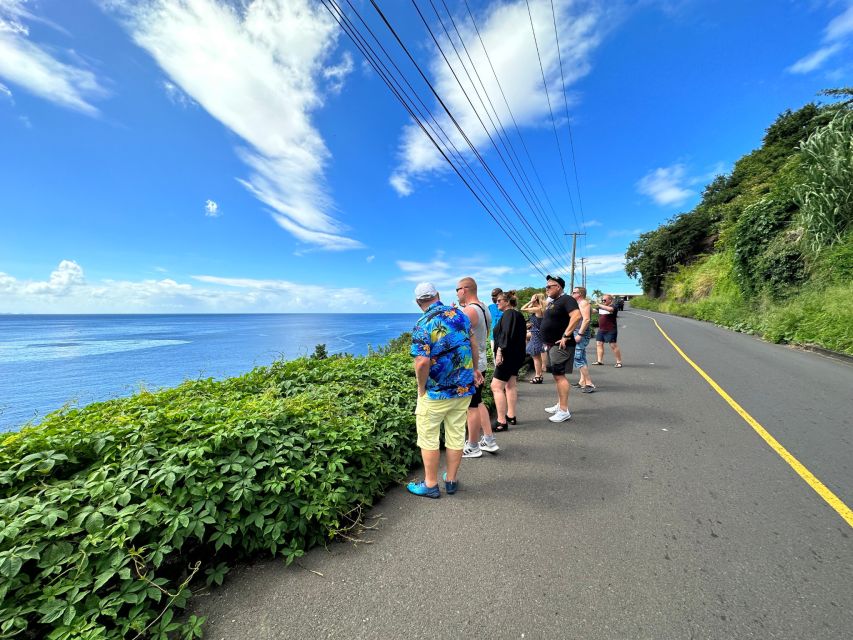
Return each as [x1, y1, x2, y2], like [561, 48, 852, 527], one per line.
[540, 275, 582, 423]
[571, 286, 595, 392]
[520, 292, 546, 384]
[409, 283, 484, 498]
[456, 277, 498, 459]
[491, 290, 527, 431]
[593, 294, 623, 368]
[488, 287, 503, 358]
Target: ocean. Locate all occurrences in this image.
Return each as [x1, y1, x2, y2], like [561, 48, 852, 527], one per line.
[0, 314, 421, 432]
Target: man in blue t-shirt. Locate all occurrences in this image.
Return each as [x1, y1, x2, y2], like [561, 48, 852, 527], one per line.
[408, 282, 483, 498]
[488, 287, 503, 358]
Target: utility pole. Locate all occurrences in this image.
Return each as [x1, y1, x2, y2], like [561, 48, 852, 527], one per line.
[579, 257, 588, 289]
[564, 232, 586, 292]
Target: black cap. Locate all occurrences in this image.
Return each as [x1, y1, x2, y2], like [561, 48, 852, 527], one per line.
[546, 274, 565, 289]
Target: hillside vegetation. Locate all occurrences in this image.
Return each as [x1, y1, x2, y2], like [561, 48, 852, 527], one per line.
[626, 89, 853, 355]
[0, 344, 424, 639]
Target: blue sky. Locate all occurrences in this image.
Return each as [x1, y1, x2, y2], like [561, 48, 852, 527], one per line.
[1, 0, 851, 313]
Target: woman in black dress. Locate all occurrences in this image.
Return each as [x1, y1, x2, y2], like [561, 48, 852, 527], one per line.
[490, 290, 527, 431]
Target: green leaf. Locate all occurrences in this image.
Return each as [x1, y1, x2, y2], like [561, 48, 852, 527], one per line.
[85, 511, 105, 534]
[94, 570, 115, 590]
[0, 554, 22, 578]
[38, 598, 66, 624]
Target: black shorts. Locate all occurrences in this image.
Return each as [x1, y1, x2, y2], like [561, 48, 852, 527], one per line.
[469, 376, 484, 408]
[547, 344, 574, 376]
[493, 359, 522, 382]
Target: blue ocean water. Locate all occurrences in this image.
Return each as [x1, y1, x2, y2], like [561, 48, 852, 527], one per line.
[0, 314, 420, 432]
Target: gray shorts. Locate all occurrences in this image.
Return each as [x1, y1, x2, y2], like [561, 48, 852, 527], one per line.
[548, 344, 574, 376]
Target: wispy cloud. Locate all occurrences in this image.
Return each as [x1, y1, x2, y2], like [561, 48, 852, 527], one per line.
[204, 199, 220, 217]
[390, 0, 603, 195]
[0, 0, 108, 115]
[366, 255, 375, 263]
[396, 252, 514, 294]
[163, 80, 195, 108]
[105, 0, 362, 251]
[583, 219, 602, 227]
[787, 4, 853, 74]
[0, 261, 373, 312]
[636, 163, 694, 207]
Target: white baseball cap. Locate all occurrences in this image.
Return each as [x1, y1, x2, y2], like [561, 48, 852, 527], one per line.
[414, 282, 439, 301]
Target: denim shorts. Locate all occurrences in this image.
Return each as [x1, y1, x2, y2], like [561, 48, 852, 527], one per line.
[595, 329, 618, 343]
[573, 332, 591, 368]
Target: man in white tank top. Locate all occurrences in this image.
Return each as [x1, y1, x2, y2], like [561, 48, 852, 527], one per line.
[456, 277, 499, 458]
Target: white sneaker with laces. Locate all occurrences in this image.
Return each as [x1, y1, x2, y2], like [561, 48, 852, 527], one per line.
[548, 409, 572, 423]
[462, 442, 483, 458]
[545, 403, 560, 414]
[479, 436, 500, 453]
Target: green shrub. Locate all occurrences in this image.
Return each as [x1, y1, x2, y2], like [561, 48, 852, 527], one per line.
[794, 108, 853, 252]
[0, 350, 420, 639]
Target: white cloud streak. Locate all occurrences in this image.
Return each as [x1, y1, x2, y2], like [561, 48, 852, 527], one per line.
[636, 163, 694, 207]
[105, 0, 362, 250]
[0, 0, 107, 115]
[0, 261, 374, 312]
[390, 0, 602, 195]
[787, 4, 853, 74]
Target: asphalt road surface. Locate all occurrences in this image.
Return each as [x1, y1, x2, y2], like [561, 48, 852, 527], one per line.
[193, 307, 853, 639]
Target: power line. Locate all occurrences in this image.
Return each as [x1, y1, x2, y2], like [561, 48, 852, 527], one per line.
[416, 0, 566, 267]
[524, 0, 581, 235]
[461, 0, 567, 244]
[321, 0, 548, 275]
[432, 0, 566, 262]
[548, 0, 588, 256]
[367, 0, 561, 272]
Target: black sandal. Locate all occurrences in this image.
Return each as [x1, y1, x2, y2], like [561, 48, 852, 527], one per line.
[494, 421, 508, 432]
[530, 376, 543, 384]
[506, 416, 517, 425]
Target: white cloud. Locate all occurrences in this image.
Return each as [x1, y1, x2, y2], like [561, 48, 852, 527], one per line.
[0, 261, 374, 312]
[163, 80, 195, 108]
[583, 219, 602, 227]
[787, 4, 853, 74]
[21, 260, 85, 296]
[204, 199, 220, 217]
[0, 0, 107, 115]
[106, 0, 362, 250]
[322, 50, 354, 94]
[366, 255, 375, 263]
[636, 163, 694, 207]
[396, 253, 515, 296]
[583, 253, 626, 275]
[787, 43, 844, 74]
[390, 0, 602, 195]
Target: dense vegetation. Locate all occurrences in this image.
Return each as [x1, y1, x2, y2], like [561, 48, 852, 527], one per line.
[0, 343, 428, 639]
[626, 90, 853, 354]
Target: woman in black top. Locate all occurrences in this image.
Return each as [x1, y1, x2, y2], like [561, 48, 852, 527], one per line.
[490, 290, 527, 431]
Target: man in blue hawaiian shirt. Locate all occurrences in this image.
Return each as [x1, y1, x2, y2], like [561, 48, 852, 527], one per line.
[408, 282, 484, 498]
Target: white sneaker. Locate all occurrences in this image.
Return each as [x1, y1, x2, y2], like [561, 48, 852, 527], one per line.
[545, 403, 560, 414]
[479, 436, 500, 453]
[462, 442, 482, 458]
[548, 409, 572, 423]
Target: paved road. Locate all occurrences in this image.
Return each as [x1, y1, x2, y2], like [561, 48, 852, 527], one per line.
[193, 308, 853, 639]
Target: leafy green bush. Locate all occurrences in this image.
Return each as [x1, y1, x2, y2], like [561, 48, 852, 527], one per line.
[794, 109, 853, 253]
[0, 350, 420, 639]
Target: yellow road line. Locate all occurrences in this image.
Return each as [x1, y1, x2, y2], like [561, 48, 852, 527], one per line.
[632, 311, 853, 528]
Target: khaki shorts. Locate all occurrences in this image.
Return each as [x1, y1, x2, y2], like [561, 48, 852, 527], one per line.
[415, 395, 470, 451]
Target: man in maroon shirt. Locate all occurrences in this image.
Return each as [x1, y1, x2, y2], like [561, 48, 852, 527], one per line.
[593, 294, 623, 367]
